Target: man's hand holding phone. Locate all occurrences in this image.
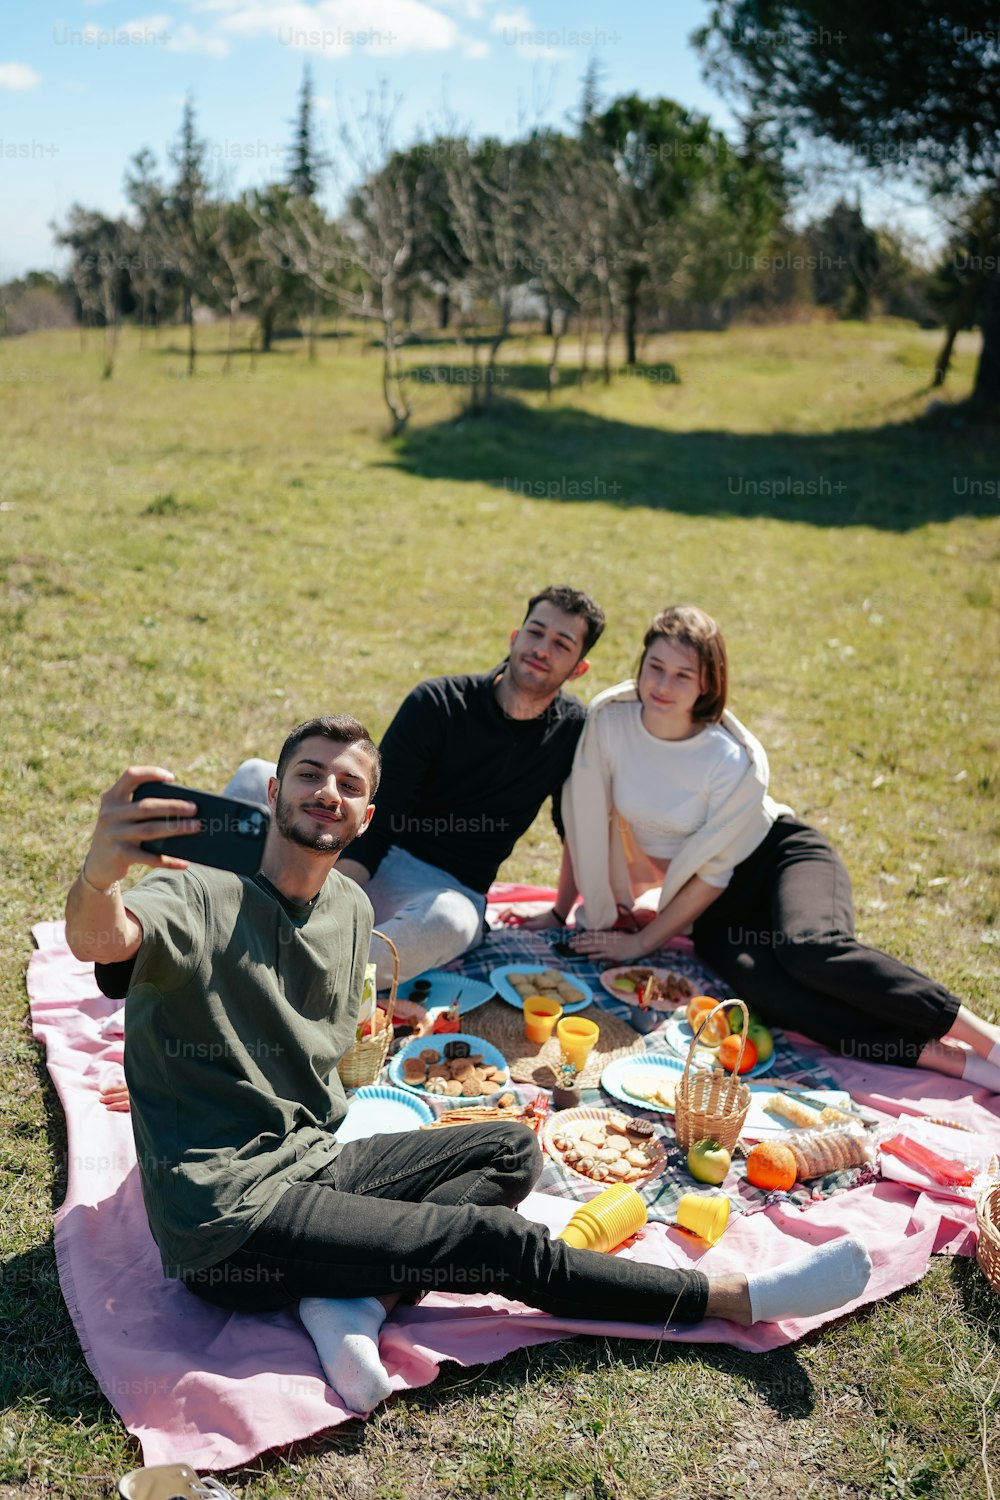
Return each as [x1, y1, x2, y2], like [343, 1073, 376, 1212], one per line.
[81, 766, 201, 892]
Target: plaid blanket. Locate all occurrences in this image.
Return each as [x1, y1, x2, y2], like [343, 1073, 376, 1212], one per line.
[437, 928, 873, 1222]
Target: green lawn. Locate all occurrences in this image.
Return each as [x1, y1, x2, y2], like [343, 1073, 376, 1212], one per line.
[1, 316, 998, 1498]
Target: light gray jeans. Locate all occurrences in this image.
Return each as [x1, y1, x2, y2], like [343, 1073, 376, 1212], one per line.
[224, 760, 487, 986]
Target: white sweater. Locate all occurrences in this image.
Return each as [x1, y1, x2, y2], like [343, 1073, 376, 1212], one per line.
[564, 681, 790, 931]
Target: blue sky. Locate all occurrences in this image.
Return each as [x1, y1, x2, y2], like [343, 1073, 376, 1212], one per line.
[1, 0, 934, 279]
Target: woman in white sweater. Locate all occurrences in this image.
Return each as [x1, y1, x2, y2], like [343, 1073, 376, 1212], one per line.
[541, 605, 1000, 1088]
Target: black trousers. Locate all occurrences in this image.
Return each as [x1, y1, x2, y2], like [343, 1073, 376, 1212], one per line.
[692, 817, 961, 1067]
[182, 1121, 709, 1324]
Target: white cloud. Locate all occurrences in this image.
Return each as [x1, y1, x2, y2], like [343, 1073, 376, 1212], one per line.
[189, 0, 461, 56]
[463, 38, 489, 57]
[164, 22, 232, 55]
[0, 62, 42, 91]
[491, 6, 569, 59]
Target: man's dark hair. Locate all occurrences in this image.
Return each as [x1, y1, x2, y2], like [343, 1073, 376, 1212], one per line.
[276, 715, 382, 795]
[524, 585, 606, 656]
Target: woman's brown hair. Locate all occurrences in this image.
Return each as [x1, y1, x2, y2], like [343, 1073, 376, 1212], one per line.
[636, 605, 728, 723]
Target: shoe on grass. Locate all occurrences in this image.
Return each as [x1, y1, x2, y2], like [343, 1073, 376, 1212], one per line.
[117, 1463, 239, 1499]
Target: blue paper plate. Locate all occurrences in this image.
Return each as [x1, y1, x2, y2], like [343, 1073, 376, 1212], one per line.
[489, 964, 592, 1015]
[599, 1052, 686, 1114]
[388, 1032, 510, 1103]
[661, 1014, 775, 1078]
[397, 971, 495, 1015]
[334, 1085, 434, 1143]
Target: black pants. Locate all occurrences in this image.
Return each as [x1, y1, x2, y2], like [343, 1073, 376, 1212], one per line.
[692, 817, 961, 1068]
[182, 1122, 709, 1324]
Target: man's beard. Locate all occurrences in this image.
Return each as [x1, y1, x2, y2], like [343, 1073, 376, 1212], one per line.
[274, 788, 351, 852]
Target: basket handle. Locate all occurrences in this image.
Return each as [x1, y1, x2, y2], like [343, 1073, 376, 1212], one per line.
[371, 929, 399, 1028]
[682, 998, 750, 1112]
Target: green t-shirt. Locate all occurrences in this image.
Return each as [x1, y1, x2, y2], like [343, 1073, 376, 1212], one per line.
[122, 864, 373, 1275]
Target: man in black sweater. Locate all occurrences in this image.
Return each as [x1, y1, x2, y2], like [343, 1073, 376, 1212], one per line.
[337, 584, 605, 982]
[227, 585, 605, 983]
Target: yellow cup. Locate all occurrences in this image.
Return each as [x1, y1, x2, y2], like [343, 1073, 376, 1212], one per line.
[523, 995, 563, 1044]
[675, 1192, 731, 1246]
[558, 1183, 648, 1253]
[555, 1015, 600, 1073]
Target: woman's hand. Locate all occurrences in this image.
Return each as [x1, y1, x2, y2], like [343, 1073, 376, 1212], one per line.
[506, 907, 563, 931]
[570, 929, 645, 963]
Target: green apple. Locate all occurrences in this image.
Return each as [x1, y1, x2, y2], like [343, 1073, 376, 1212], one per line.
[747, 1019, 774, 1064]
[687, 1138, 731, 1185]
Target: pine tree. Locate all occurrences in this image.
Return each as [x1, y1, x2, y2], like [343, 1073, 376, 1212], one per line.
[287, 67, 326, 198]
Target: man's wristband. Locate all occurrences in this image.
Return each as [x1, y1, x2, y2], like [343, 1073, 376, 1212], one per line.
[80, 859, 120, 897]
[551, 905, 569, 925]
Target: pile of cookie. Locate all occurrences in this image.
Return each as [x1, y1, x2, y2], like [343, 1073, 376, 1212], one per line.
[401, 1039, 509, 1097]
[507, 968, 585, 1006]
[548, 1111, 663, 1184]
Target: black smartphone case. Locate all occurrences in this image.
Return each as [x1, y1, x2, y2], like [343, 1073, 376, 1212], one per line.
[134, 781, 270, 877]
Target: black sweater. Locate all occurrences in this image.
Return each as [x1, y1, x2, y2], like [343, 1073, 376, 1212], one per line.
[349, 665, 587, 893]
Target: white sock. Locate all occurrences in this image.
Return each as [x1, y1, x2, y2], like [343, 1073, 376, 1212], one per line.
[960, 1049, 1000, 1093]
[988, 1039, 1000, 1069]
[746, 1237, 872, 1324]
[299, 1296, 392, 1413]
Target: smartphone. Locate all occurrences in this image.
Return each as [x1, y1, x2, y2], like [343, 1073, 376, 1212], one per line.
[134, 781, 270, 877]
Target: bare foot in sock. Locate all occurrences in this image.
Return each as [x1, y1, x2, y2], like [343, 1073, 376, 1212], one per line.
[746, 1236, 873, 1324]
[299, 1296, 393, 1413]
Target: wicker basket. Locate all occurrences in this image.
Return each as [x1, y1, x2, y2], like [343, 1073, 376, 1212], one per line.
[673, 999, 752, 1153]
[338, 930, 399, 1090]
[975, 1180, 1000, 1294]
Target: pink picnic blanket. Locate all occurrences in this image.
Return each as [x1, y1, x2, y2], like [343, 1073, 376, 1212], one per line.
[27, 914, 1000, 1473]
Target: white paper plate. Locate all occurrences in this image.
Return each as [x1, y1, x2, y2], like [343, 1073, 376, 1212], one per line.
[334, 1085, 434, 1143]
[397, 971, 495, 1015]
[600, 1052, 686, 1114]
[661, 1014, 775, 1078]
[741, 1087, 854, 1139]
[388, 1032, 510, 1103]
[489, 963, 592, 1015]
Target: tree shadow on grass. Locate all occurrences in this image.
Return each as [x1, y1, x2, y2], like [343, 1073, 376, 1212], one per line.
[403, 361, 680, 395]
[384, 397, 1000, 531]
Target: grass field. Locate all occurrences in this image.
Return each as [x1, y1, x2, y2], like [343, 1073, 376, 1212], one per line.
[1, 315, 998, 1498]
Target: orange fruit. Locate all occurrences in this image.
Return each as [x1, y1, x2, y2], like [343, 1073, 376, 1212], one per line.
[746, 1141, 797, 1191]
[686, 996, 730, 1047]
[717, 1034, 758, 1073]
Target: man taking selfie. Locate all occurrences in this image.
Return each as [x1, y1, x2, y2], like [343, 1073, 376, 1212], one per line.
[65, 716, 873, 1415]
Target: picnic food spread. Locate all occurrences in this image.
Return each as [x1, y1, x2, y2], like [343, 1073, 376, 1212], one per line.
[620, 1070, 678, 1109]
[507, 968, 586, 1007]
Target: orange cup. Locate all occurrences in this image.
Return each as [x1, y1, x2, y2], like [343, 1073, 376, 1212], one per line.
[523, 995, 563, 1044]
[555, 1015, 600, 1074]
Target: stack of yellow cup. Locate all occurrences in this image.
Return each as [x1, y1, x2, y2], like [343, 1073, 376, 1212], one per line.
[558, 1182, 648, 1253]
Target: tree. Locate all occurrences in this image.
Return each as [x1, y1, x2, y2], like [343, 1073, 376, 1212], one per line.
[804, 200, 881, 319]
[52, 207, 133, 377]
[287, 65, 327, 199]
[166, 97, 211, 374]
[442, 135, 536, 405]
[695, 0, 1000, 414]
[591, 95, 780, 365]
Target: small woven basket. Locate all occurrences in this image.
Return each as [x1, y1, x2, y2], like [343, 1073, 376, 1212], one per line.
[338, 930, 399, 1090]
[975, 1180, 1000, 1294]
[673, 999, 752, 1153]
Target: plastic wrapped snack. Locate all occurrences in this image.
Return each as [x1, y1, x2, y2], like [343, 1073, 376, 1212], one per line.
[780, 1124, 874, 1180]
